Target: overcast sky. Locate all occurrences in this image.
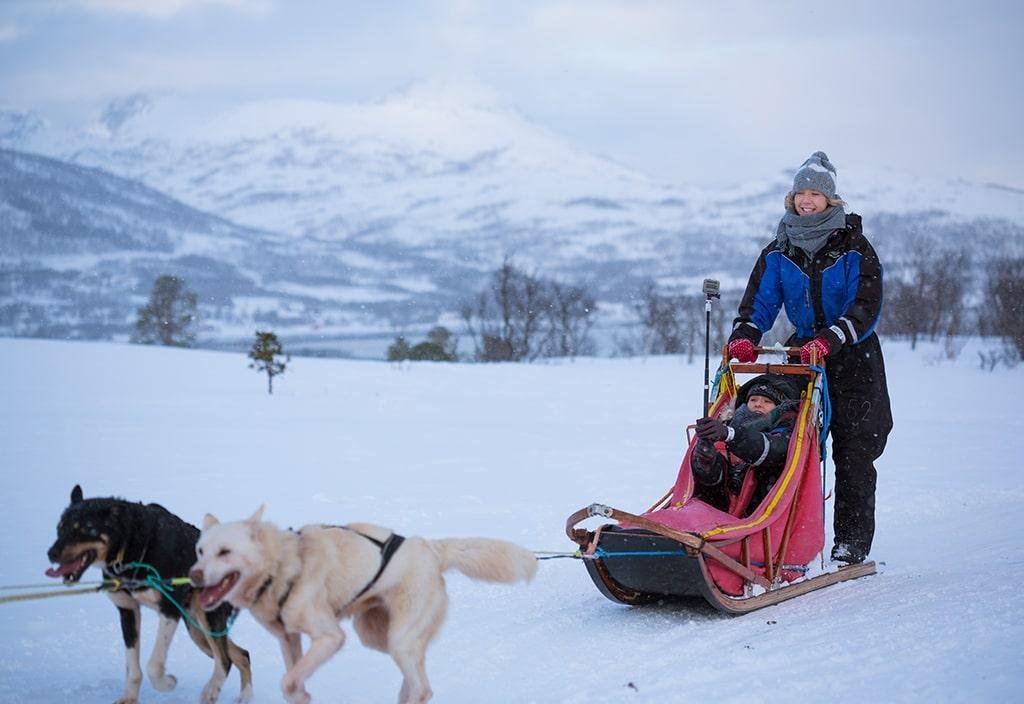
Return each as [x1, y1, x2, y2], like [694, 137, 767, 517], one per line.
[1, 0, 1022, 188]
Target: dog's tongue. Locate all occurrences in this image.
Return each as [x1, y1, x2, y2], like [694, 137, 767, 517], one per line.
[45, 552, 89, 578]
[45, 561, 79, 578]
[198, 573, 239, 610]
[198, 588, 220, 609]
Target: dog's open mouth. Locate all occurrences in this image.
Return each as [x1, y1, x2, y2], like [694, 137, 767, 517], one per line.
[198, 572, 240, 610]
[45, 550, 96, 584]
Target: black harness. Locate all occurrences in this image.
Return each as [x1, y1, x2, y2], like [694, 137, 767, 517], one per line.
[350, 530, 406, 601]
[253, 527, 406, 623]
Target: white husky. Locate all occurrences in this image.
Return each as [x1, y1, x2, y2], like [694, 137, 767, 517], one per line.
[190, 508, 537, 704]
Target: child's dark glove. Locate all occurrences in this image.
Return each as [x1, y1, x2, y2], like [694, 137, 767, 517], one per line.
[691, 440, 724, 485]
[692, 438, 719, 464]
[728, 463, 749, 493]
[695, 417, 729, 443]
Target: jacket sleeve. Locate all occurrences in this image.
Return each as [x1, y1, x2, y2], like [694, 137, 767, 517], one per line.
[730, 242, 783, 345]
[818, 226, 884, 351]
[726, 425, 791, 469]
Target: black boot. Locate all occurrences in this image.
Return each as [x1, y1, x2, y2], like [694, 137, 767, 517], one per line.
[831, 542, 868, 564]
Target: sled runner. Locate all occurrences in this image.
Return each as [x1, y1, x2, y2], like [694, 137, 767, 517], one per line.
[565, 347, 875, 614]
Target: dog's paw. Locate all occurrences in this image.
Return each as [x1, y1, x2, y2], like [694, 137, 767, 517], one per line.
[151, 672, 178, 692]
[400, 690, 433, 704]
[282, 676, 311, 704]
[113, 698, 139, 704]
[201, 681, 223, 704]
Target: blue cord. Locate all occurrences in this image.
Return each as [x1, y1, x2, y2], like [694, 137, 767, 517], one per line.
[594, 548, 690, 558]
[808, 364, 832, 464]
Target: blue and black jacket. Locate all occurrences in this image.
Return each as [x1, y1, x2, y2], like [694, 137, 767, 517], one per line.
[729, 213, 883, 353]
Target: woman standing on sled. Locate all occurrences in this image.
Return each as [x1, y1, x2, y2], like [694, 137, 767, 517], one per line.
[726, 151, 893, 564]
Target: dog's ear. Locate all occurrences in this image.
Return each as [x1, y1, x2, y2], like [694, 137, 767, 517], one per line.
[202, 513, 219, 530]
[70, 485, 83, 504]
[246, 505, 265, 525]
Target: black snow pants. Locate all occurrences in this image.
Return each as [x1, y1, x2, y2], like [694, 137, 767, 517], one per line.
[791, 332, 893, 553]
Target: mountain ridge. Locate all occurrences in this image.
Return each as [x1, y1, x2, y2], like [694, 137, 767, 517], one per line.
[2, 83, 1022, 356]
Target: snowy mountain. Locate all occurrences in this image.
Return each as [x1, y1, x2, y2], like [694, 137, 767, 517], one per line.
[2, 81, 1024, 354]
[0, 148, 476, 351]
[1, 336, 1021, 703]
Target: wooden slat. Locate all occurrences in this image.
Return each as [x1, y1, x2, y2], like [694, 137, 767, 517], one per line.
[697, 557, 877, 614]
[730, 363, 814, 376]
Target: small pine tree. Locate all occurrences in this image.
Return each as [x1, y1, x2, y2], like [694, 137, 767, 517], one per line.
[133, 275, 198, 347]
[387, 336, 412, 361]
[248, 330, 288, 394]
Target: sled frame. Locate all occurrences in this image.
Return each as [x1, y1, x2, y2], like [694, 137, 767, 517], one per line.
[565, 348, 876, 614]
[566, 504, 875, 614]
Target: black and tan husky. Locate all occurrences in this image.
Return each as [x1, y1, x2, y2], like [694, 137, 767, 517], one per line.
[46, 485, 252, 704]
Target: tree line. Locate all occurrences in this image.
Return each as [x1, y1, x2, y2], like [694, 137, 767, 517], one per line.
[132, 248, 1024, 368]
[879, 240, 1023, 362]
[457, 259, 597, 362]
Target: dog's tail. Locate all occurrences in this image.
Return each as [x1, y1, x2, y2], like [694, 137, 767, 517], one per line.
[430, 538, 538, 584]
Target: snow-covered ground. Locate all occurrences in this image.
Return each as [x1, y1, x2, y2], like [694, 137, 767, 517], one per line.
[0, 337, 1021, 703]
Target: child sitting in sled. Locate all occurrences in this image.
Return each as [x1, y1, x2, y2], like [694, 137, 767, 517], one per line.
[690, 373, 801, 517]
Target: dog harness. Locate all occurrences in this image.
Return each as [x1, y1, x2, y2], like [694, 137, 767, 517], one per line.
[253, 527, 406, 623]
[347, 529, 406, 601]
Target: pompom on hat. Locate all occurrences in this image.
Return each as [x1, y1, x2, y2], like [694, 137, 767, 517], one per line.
[791, 151, 837, 199]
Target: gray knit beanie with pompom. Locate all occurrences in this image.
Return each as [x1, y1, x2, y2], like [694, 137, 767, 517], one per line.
[791, 151, 837, 198]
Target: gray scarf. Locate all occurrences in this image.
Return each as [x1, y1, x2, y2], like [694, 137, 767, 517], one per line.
[776, 205, 847, 257]
[731, 404, 762, 429]
[732, 400, 798, 432]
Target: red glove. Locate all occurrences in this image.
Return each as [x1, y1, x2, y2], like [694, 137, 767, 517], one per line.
[728, 338, 758, 363]
[800, 337, 831, 364]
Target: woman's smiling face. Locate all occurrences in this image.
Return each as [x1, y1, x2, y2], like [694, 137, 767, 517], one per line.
[793, 189, 828, 215]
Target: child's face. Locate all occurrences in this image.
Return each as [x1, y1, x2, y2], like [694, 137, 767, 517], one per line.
[746, 394, 777, 414]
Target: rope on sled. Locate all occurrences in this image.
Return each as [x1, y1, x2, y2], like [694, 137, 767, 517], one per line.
[0, 580, 107, 591]
[0, 576, 136, 604]
[0, 564, 234, 638]
[533, 548, 700, 561]
[593, 547, 689, 559]
[533, 550, 583, 561]
[0, 584, 109, 604]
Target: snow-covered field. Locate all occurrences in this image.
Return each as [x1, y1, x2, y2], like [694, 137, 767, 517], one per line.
[1, 337, 1021, 703]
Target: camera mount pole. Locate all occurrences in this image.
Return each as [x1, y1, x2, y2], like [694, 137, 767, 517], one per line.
[702, 278, 720, 417]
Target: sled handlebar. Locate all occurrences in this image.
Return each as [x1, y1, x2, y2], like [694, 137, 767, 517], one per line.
[751, 345, 801, 356]
[729, 362, 816, 376]
[719, 344, 820, 376]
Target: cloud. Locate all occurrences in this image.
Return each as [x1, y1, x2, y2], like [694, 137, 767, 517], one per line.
[78, 0, 272, 20]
